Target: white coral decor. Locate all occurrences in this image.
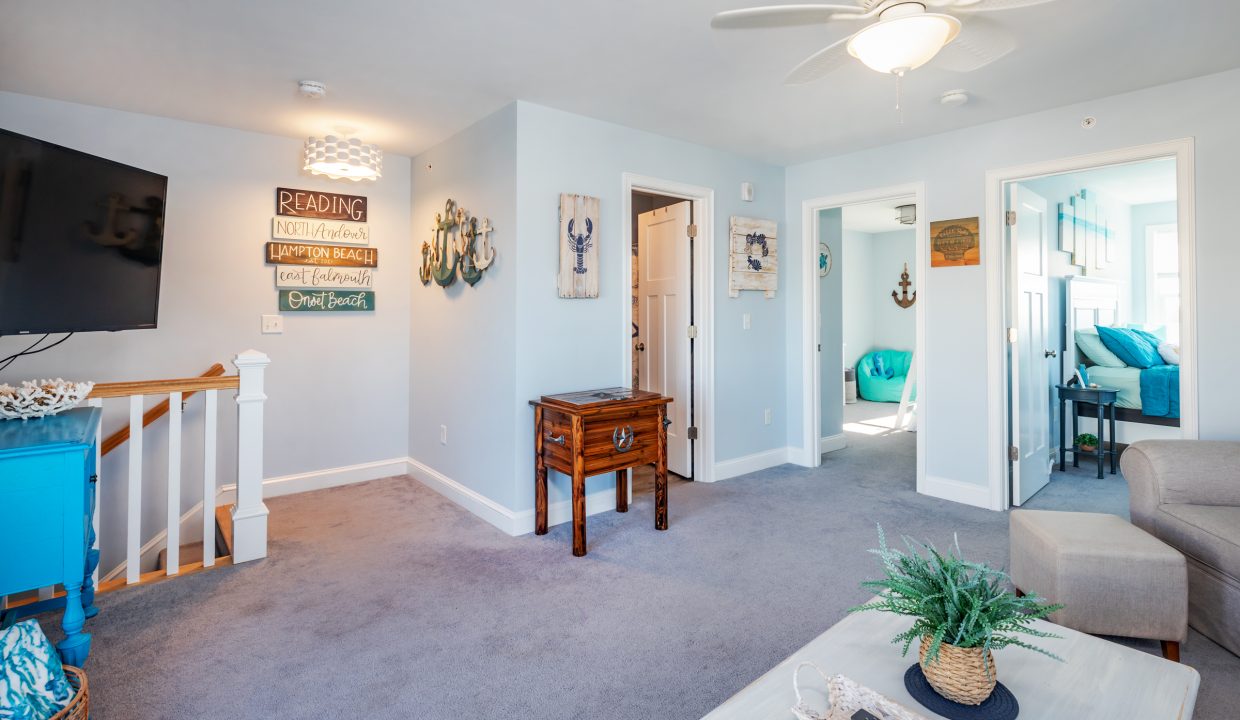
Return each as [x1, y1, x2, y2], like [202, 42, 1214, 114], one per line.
[0, 378, 95, 420]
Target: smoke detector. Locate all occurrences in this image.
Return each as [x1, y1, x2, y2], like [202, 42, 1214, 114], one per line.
[298, 80, 327, 99]
[940, 89, 969, 107]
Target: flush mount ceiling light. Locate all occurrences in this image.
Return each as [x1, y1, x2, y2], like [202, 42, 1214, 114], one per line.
[846, 3, 960, 75]
[303, 135, 382, 182]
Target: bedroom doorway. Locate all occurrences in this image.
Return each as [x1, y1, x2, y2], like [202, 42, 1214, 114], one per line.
[801, 183, 927, 496]
[992, 143, 1196, 511]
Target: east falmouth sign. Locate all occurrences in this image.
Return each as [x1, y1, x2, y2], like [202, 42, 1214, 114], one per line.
[275, 266, 374, 289]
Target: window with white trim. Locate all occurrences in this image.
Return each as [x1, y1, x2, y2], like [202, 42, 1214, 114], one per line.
[1146, 223, 1179, 344]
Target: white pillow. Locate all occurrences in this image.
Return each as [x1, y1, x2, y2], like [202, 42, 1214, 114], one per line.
[1158, 342, 1180, 365]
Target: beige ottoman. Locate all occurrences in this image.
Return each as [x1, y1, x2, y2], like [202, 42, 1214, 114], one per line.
[1009, 510, 1188, 660]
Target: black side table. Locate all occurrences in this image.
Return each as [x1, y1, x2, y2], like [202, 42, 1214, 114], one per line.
[1057, 384, 1118, 479]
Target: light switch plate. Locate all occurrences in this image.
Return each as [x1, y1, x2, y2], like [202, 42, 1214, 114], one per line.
[261, 314, 283, 334]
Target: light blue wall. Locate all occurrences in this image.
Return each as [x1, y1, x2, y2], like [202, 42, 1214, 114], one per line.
[786, 67, 1240, 491]
[869, 230, 917, 355]
[819, 209, 843, 440]
[841, 230, 874, 371]
[410, 105, 520, 508]
[513, 102, 787, 511]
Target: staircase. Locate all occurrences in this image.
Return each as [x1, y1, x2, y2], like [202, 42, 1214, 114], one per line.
[156, 506, 233, 572]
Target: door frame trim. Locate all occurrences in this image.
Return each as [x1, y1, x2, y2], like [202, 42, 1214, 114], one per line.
[799, 182, 927, 498]
[985, 138, 1198, 510]
[621, 173, 715, 483]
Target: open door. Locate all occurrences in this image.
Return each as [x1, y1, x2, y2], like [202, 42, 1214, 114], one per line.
[1009, 184, 1053, 505]
[637, 201, 692, 477]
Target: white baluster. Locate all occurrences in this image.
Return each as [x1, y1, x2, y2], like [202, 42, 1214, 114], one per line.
[166, 391, 182, 575]
[203, 389, 217, 568]
[231, 350, 270, 563]
[88, 398, 102, 587]
[127, 395, 143, 585]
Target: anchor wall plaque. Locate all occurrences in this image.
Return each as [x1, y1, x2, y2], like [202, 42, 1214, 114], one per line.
[891, 263, 916, 308]
[420, 199, 495, 288]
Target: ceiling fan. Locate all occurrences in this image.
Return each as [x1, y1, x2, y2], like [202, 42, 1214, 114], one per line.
[711, 0, 1056, 84]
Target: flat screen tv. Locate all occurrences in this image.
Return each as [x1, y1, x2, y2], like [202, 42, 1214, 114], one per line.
[0, 129, 167, 335]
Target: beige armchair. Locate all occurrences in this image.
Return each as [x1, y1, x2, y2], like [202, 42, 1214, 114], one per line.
[1121, 440, 1240, 656]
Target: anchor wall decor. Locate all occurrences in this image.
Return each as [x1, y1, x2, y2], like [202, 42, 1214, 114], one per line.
[891, 263, 916, 308]
[419, 199, 495, 288]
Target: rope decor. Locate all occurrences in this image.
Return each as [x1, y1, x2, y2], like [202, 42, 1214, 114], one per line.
[918, 637, 996, 705]
[791, 662, 928, 720]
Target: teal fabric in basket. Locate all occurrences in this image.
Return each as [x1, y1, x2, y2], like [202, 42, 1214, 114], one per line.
[0, 620, 73, 720]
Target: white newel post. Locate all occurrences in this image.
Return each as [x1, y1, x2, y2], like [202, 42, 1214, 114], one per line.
[231, 349, 270, 563]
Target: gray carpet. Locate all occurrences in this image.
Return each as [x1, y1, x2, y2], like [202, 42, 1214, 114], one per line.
[40, 416, 1239, 719]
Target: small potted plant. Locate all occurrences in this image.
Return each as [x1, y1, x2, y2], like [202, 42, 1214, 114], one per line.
[1076, 433, 1099, 453]
[851, 528, 1063, 705]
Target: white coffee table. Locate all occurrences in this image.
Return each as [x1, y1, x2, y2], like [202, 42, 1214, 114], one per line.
[703, 607, 1199, 719]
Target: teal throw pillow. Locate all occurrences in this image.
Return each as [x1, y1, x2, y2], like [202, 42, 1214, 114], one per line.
[1095, 325, 1162, 369]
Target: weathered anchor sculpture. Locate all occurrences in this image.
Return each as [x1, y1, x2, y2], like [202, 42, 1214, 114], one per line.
[419, 199, 495, 288]
[891, 262, 916, 308]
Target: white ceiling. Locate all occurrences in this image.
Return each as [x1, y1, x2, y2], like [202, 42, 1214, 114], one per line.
[3, 1, 1240, 165]
[843, 199, 917, 233]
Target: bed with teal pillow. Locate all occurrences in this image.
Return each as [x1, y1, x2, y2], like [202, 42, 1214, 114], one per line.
[1095, 325, 1162, 369]
[1074, 329, 1127, 368]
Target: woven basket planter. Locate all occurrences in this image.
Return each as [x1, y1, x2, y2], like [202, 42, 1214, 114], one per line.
[49, 665, 89, 720]
[918, 636, 995, 705]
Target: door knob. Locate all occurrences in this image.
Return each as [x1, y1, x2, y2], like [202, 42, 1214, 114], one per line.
[1045, 350, 1058, 358]
[636, 342, 646, 352]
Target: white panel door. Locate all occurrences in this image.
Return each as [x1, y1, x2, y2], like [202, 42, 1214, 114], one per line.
[638, 201, 691, 477]
[1010, 184, 1053, 505]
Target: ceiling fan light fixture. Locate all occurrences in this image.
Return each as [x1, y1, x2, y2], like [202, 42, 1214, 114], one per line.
[846, 5, 961, 75]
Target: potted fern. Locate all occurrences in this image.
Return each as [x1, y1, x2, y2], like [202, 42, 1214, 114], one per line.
[850, 527, 1063, 706]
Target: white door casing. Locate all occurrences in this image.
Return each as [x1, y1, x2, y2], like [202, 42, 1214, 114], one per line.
[637, 201, 692, 477]
[1009, 184, 1053, 505]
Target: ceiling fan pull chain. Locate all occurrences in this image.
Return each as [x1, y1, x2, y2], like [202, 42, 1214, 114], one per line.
[894, 68, 906, 124]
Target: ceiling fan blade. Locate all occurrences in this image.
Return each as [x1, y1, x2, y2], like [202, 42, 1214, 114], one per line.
[923, 0, 1057, 12]
[932, 15, 1016, 71]
[785, 36, 854, 85]
[710, 4, 867, 29]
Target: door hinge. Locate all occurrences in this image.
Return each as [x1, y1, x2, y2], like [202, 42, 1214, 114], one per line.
[1005, 210, 1017, 226]
[1007, 327, 1017, 344]
[686, 223, 698, 238]
[687, 426, 699, 440]
[1009, 445, 1019, 462]
[687, 325, 698, 339]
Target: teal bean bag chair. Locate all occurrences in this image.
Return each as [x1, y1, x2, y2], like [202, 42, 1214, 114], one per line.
[856, 350, 916, 403]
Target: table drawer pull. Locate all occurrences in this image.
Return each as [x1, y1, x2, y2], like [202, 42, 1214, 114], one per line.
[613, 425, 635, 452]
[545, 432, 566, 446]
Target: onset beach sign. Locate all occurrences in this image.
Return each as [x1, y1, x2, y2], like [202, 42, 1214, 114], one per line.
[266, 241, 378, 267]
[279, 290, 375, 312]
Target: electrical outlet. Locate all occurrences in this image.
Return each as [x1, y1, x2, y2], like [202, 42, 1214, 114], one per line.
[261, 314, 283, 334]
[440, 425, 448, 445]
[764, 408, 772, 425]
[742, 313, 751, 330]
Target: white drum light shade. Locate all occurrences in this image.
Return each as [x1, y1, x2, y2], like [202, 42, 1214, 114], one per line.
[303, 136, 382, 181]
[846, 12, 961, 74]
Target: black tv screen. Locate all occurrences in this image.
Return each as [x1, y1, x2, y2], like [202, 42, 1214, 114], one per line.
[0, 129, 166, 335]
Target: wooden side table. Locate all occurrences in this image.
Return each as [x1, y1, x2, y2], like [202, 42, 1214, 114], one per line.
[530, 388, 672, 556]
[1056, 384, 1118, 479]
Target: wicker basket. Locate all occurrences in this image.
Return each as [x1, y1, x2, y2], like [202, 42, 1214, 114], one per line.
[49, 665, 89, 720]
[918, 636, 995, 705]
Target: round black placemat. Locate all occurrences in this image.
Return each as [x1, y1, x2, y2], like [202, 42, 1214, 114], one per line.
[903, 664, 1019, 720]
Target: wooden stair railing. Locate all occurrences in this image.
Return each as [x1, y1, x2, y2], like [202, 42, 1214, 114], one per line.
[96, 363, 229, 456]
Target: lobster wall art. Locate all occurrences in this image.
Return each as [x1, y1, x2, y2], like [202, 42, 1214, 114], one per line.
[558, 193, 600, 299]
[419, 199, 495, 288]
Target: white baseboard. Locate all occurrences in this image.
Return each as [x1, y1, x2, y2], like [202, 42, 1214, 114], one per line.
[918, 474, 992, 510]
[406, 456, 619, 536]
[713, 446, 792, 482]
[819, 433, 847, 455]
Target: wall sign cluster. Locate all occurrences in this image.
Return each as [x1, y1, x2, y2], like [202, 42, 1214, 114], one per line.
[265, 187, 376, 311]
[728, 215, 778, 298]
[419, 199, 495, 288]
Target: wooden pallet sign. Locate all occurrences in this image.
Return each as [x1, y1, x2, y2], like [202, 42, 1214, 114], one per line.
[275, 266, 374, 289]
[558, 193, 600, 299]
[278, 290, 375, 312]
[266, 241, 377, 267]
[272, 217, 369, 245]
[276, 187, 367, 222]
[728, 216, 778, 298]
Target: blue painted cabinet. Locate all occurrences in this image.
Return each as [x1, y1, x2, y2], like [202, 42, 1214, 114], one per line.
[0, 407, 101, 665]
